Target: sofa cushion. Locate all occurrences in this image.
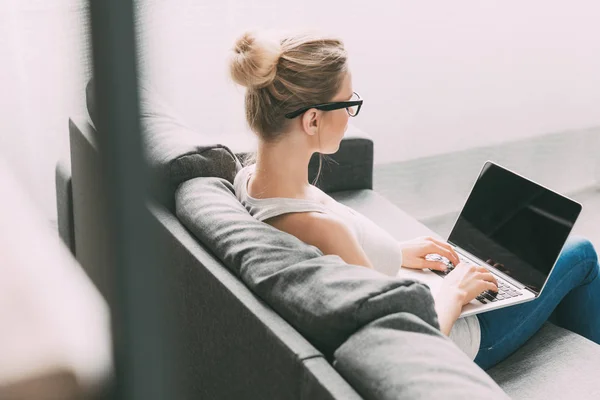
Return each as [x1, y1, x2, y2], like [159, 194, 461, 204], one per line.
[486, 322, 600, 399]
[85, 78, 242, 208]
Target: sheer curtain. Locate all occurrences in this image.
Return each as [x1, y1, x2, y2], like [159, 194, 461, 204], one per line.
[0, 0, 170, 223]
[0, 0, 91, 222]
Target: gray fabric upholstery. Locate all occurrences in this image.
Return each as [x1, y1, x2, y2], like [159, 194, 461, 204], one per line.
[487, 322, 600, 399]
[174, 177, 511, 398]
[334, 314, 509, 400]
[150, 203, 340, 399]
[85, 78, 242, 209]
[301, 357, 363, 400]
[55, 159, 75, 254]
[175, 177, 440, 359]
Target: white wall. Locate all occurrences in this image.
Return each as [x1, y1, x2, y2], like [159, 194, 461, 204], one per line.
[140, 0, 600, 163]
[0, 0, 90, 220]
[1, 0, 598, 221]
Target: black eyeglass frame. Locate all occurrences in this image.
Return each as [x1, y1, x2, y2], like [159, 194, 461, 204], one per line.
[284, 91, 363, 119]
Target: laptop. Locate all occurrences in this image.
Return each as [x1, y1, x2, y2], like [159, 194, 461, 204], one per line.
[398, 161, 582, 318]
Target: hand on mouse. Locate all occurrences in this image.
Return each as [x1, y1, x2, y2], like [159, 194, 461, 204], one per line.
[399, 236, 460, 271]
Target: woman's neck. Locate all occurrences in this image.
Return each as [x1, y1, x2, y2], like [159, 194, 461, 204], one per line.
[251, 135, 314, 199]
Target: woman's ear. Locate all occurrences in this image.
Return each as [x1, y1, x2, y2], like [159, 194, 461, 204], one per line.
[301, 109, 319, 136]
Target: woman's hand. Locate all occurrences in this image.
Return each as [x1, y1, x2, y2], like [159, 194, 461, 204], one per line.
[399, 236, 460, 271]
[442, 262, 499, 305]
[434, 262, 499, 335]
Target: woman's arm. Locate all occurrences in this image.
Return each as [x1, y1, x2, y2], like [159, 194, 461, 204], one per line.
[266, 211, 497, 337]
[346, 208, 458, 271]
[434, 263, 499, 335]
[433, 288, 464, 335]
[266, 212, 374, 269]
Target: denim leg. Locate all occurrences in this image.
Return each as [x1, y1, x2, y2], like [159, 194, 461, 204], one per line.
[473, 236, 600, 370]
[552, 239, 600, 342]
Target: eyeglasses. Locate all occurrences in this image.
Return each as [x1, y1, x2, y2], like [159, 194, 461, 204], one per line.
[284, 91, 363, 119]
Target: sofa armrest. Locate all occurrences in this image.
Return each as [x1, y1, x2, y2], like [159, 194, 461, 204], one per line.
[68, 116, 114, 301]
[308, 124, 373, 193]
[333, 314, 510, 400]
[56, 158, 75, 255]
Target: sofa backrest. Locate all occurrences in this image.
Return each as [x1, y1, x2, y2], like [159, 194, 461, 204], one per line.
[150, 202, 363, 399]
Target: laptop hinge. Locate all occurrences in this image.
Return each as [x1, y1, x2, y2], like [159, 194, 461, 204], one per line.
[523, 286, 538, 296]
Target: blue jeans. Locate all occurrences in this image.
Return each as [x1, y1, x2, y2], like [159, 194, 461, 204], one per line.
[474, 236, 600, 370]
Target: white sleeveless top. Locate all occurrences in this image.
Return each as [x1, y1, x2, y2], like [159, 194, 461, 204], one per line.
[233, 164, 481, 359]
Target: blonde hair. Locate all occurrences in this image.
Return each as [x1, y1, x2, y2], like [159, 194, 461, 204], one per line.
[229, 30, 348, 141]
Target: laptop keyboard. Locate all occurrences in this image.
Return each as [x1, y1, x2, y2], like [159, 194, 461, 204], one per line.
[426, 254, 524, 304]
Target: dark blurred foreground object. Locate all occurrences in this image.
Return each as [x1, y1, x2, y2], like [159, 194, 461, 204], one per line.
[87, 0, 178, 399]
[0, 159, 112, 399]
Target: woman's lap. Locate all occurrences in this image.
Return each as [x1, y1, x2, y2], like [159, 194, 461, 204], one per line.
[474, 236, 600, 370]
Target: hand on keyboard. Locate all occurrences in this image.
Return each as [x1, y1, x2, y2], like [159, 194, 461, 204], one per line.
[427, 254, 524, 304]
[435, 261, 499, 306]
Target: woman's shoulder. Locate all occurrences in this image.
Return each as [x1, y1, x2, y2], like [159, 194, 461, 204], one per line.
[308, 185, 340, 208]
[310, 186, 359, 218]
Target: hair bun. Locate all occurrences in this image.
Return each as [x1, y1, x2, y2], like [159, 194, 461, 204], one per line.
[230, 31, 282, 89]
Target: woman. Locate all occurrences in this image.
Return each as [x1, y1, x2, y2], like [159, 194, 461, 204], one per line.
[229, 30, 600, 369]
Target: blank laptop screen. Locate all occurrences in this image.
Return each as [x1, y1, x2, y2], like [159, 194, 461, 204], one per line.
[448, 162, 581, 294]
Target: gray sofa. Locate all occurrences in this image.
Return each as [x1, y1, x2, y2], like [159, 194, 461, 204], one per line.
[55, 86, 600, 399]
